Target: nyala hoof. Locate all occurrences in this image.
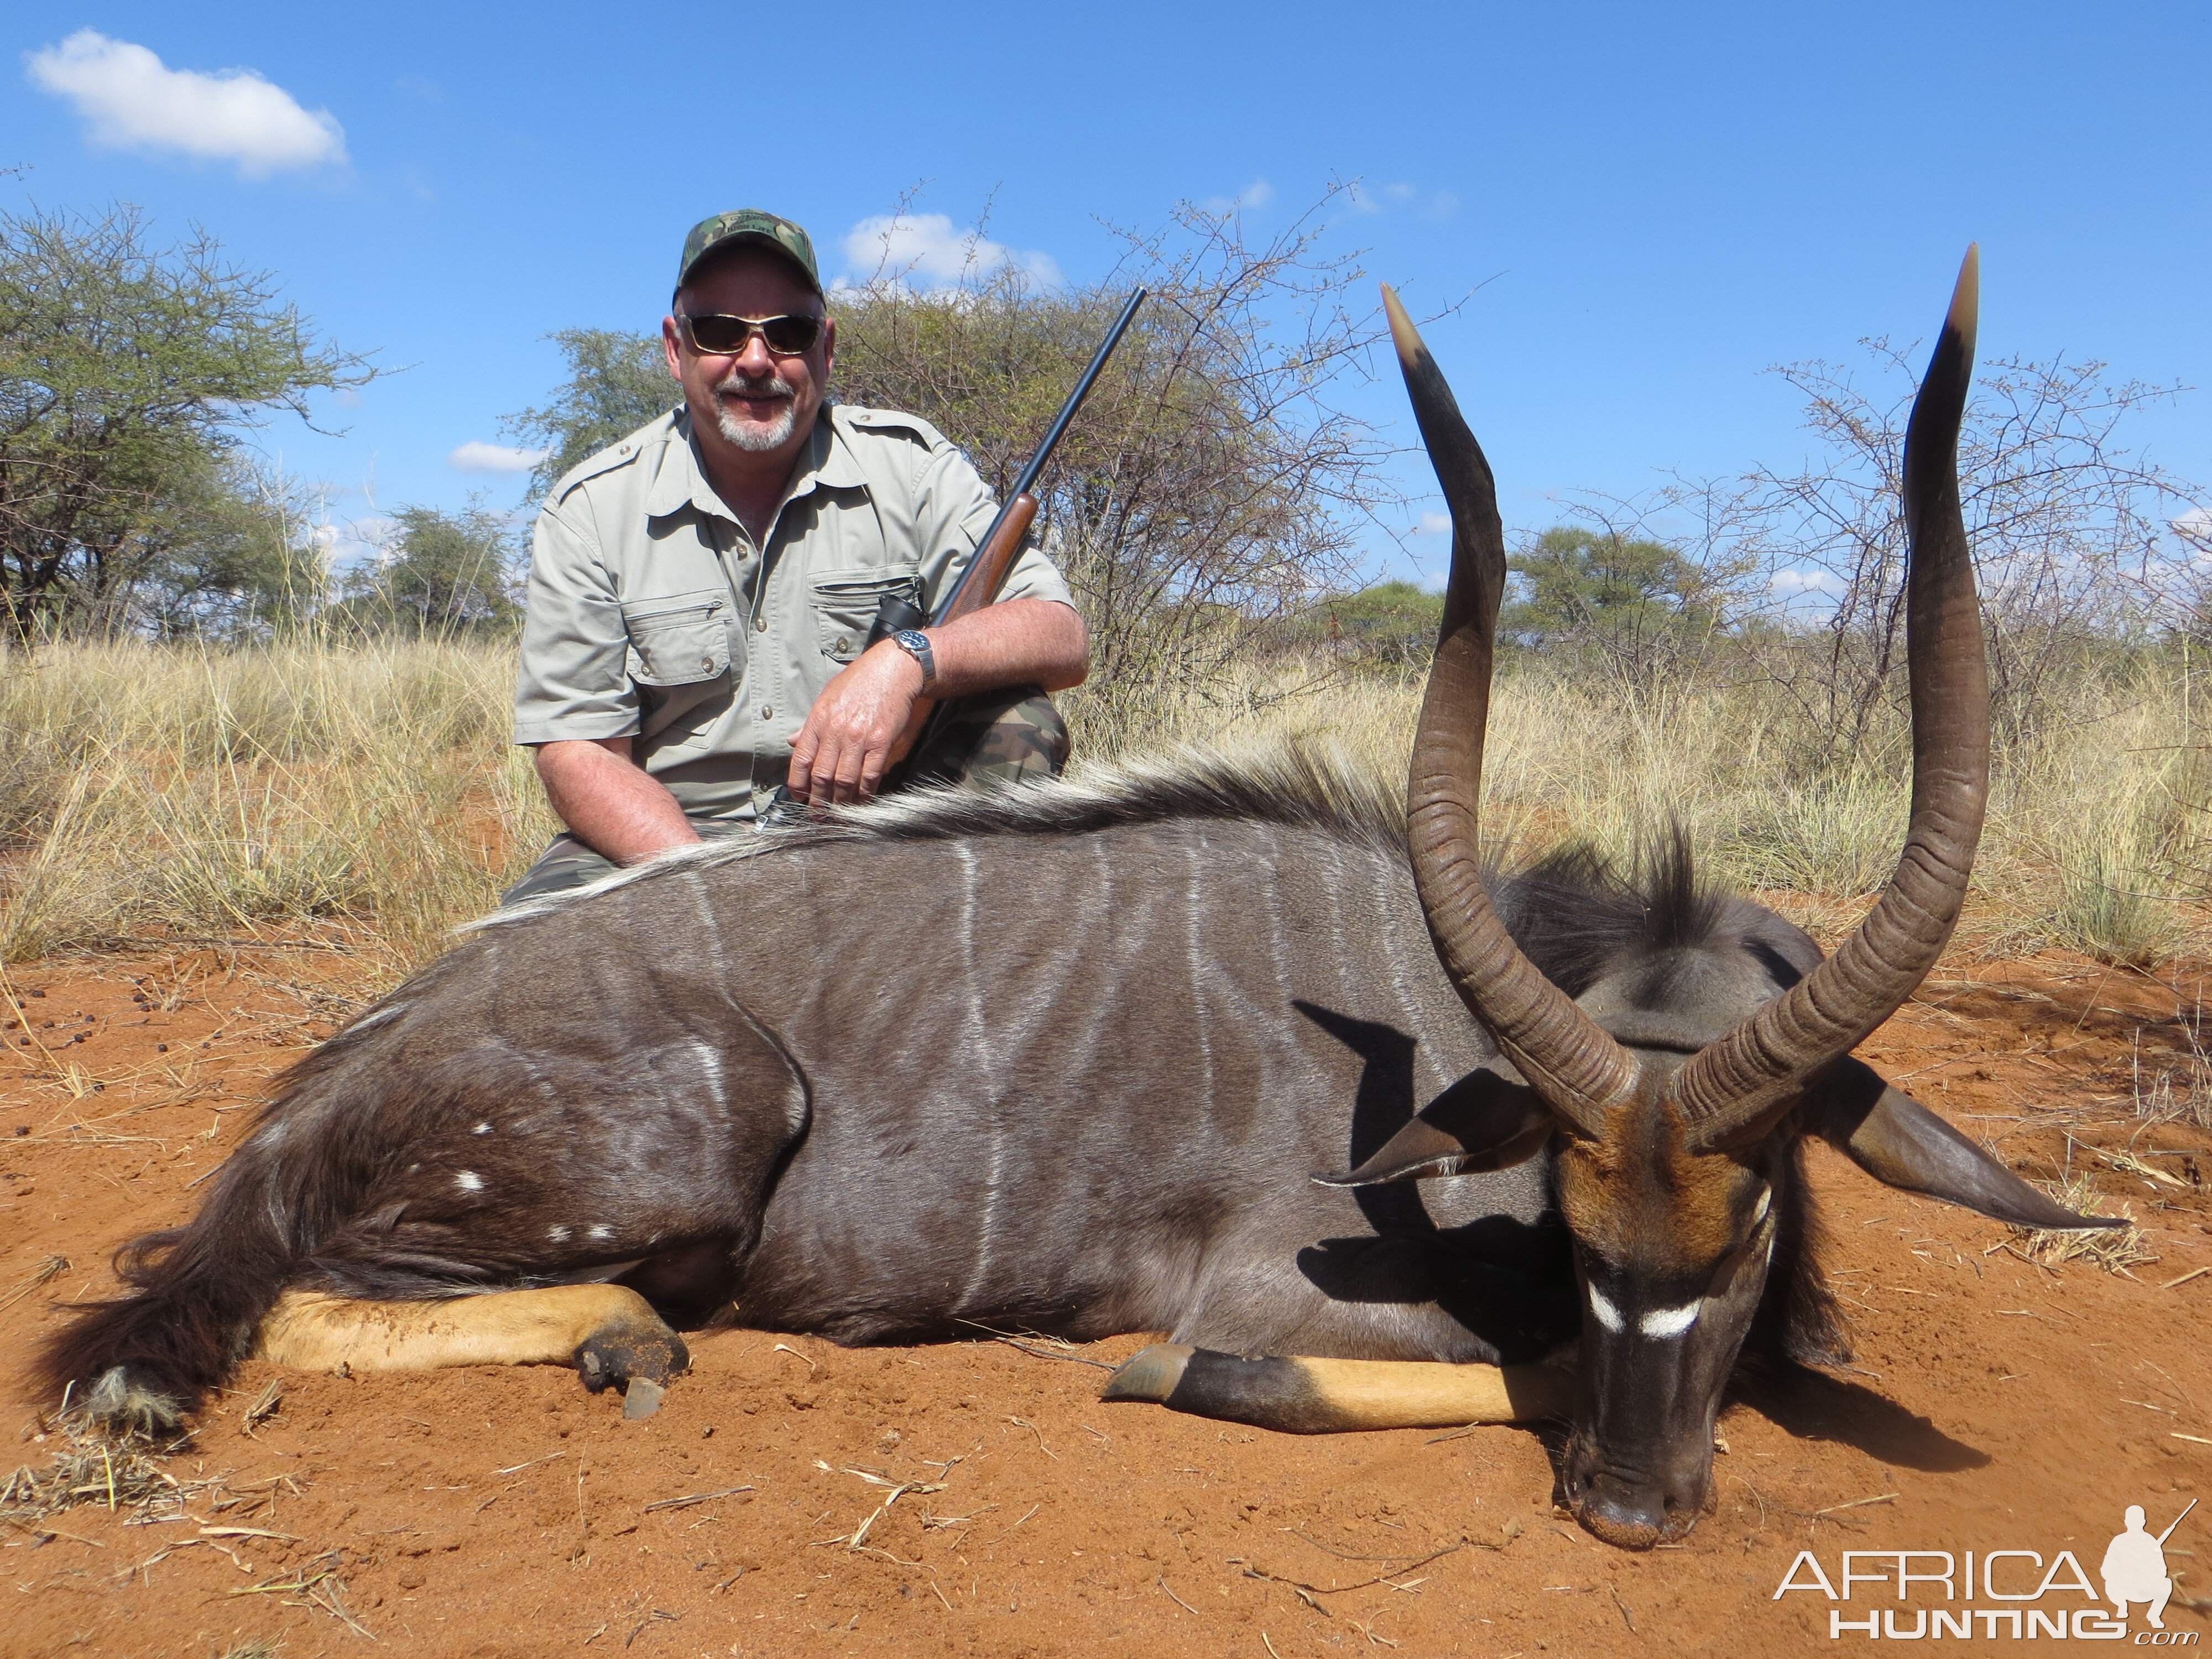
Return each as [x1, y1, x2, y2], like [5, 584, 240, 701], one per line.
[571, 1318, 689, 1415]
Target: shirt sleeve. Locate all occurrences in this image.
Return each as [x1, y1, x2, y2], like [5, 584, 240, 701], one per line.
[512, 497, 640, 745]
[909, 437, 1078, 614]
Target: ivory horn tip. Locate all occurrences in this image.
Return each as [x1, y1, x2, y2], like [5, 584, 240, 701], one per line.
[1380, 283, 1426, 371]
[1948, 244, 1980, 345]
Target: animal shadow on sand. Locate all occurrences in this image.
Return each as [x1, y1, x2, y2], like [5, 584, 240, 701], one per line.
[1730, 1364, 1990, 1474]
[1288, 1001, 1577, 1363]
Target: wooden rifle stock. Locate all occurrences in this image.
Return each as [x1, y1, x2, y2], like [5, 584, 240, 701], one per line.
[936, 492, 1039, 627]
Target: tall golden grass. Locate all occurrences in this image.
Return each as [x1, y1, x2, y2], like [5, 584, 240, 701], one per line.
[1, 639, 2203, 985]
[0, 640, 552, 976]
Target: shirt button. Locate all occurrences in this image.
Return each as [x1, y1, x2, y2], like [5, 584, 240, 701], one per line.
[754, 615, 769, 632]
[836, 636, 851, 653]
[759, 706, 774, 720]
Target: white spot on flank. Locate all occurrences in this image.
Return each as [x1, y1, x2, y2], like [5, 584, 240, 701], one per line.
[1640, 1302, 1702, 1339]
[547, 1225, 571, 1242]
[588, 1224, 612, 1240]
[472, 1121, 491, 1135]
[1588, 1285, 1625, 1333]
[455, 1171, 483, 1193]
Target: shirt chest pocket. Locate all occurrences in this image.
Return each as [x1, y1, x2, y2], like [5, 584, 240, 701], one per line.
[809, 565, 922, 663]
[622, 591, 731, 686]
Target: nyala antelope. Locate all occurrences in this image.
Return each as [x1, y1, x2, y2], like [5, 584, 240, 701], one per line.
[37, 251, 2114, 1550]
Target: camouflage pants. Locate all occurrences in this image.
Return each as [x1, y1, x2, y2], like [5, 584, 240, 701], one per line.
[500, 685, 1068, 906]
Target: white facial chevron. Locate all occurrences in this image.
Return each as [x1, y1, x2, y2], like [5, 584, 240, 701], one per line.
[1588, 1284, 1625, 1333]
[1588, 1284, 1704, 1339]
[1639, 1302, 1702, 1338]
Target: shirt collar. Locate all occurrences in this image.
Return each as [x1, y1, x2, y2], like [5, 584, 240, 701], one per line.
[644, 404, 869, 523]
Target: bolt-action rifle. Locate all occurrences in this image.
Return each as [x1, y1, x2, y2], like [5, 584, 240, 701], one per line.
[770, 286, 1146, 813]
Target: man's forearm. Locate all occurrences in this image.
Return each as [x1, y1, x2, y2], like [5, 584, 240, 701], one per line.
[533, 738, 702, 864]
[924, 598, 1088, 696]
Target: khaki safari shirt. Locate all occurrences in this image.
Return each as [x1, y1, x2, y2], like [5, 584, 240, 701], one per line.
[513, 404, 1076, 820]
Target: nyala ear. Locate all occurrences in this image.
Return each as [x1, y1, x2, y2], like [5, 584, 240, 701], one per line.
[1313, 1068, 1554, 1187]
[1808, 1058, 2128, 1232]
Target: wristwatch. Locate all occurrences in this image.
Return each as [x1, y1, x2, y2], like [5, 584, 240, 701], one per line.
[889, 628, 936, 692]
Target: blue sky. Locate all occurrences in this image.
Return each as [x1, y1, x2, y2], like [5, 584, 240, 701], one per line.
[5, 2, 2207, 586]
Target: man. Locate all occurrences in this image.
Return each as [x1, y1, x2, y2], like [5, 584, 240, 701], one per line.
[504, 209, 1089, 903]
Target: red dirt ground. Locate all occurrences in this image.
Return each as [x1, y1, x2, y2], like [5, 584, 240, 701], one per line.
[2, 943, 2207, 1658]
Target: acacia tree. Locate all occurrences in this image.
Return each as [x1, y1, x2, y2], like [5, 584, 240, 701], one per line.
[131, 457, 331, 639]
[1501, 525, 1744, 669]
[1572, 342, 2206, 752]
[1753, 347, 2198, 744]
[331, 503, 520, 637]
[0, 205, 375, 641]
[503, 328, 674, 503]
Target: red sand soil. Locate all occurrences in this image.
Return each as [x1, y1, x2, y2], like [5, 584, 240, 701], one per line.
[2, 944, 2207, 1658]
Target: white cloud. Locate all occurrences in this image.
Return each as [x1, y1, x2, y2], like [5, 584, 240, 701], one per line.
[26, 30, 345, 177]
[1200, 179, 1274, 215]
[448, 441, 547, 474]
[1383, 183, 1418, 204]
[2171, 506, 2212, 546]
[1770, 568, 1843, 596]
[1413, 511, 1452, 536]
[840, 213, 1061, 289]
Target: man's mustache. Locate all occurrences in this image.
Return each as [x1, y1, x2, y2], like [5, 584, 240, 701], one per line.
[713, 373, 795, 401]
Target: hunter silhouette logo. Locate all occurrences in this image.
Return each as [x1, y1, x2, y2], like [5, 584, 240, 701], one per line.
[2105, 1501, 2194, 1632]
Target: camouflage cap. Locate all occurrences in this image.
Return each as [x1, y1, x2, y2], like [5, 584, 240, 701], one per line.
[675, 209, 823, 300]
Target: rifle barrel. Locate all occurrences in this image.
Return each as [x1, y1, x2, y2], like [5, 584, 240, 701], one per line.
[2156, 1498, 2197, 1545]
[928, 286, 1147, 626]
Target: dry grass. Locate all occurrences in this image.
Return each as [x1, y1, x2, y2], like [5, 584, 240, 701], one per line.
[2, 1421, 367, 1639]
[1072, 649, 2211, 962]
[0, 640, 555, 983]
[1, 1422, 192, 1525]
[2130, 1007, 2212, 1133]
[2007, 1171, 2159, 1272]
[1, 640, 2205, 986]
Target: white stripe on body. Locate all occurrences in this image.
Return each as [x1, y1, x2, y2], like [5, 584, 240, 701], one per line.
[1183, 827, 1217, 1102]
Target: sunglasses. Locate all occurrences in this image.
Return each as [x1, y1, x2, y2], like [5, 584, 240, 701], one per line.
[676, 312, 825, 357]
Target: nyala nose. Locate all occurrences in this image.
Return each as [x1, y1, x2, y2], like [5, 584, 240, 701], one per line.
[1571, 1464, 1706, 1551]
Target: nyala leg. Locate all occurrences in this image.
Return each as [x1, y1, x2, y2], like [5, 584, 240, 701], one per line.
[254, 1285, 689, 1417]
[1102, 1345, 1572, 1432]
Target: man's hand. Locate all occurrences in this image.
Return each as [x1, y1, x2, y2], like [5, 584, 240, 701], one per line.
[786, 640, 929, 806]
[785, 598, 1087, 806]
